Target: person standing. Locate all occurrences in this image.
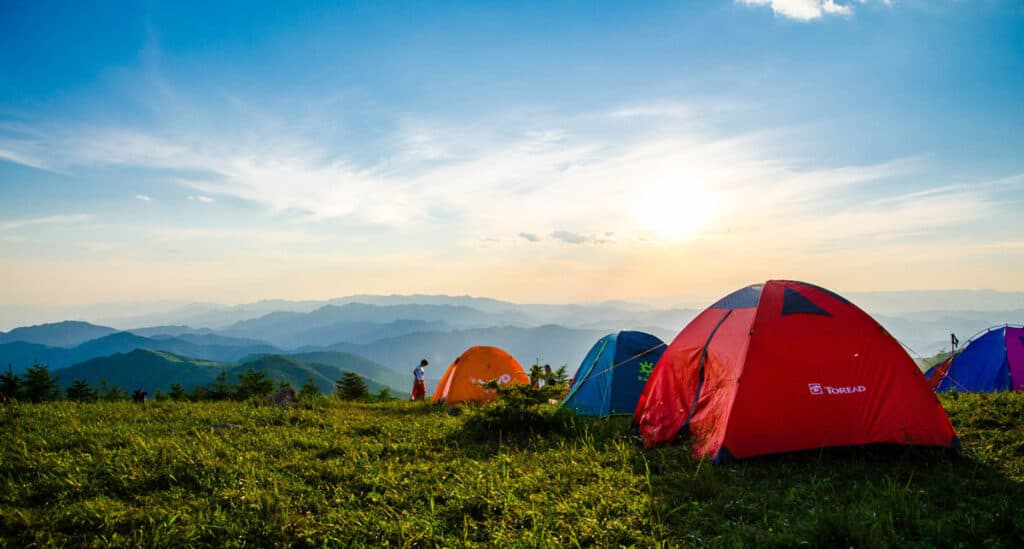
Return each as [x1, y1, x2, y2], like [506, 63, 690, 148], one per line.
[412, 359, 428, 401]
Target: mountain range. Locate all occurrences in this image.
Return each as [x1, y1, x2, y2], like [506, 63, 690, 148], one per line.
[2, 294, 1021, 395]
[0, 330, 280, 373]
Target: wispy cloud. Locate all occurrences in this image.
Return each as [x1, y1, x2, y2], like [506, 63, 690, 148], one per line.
[135, 194, 152, 202]
[0, 87, 1009, 260]
[550, 230, 588, 245]
[608, 102, 693, 120]
[0, 214, 94, 233]
[147, 226, 325, 245]
[0, 148, 49, 171]
[548, 230, 612, 245]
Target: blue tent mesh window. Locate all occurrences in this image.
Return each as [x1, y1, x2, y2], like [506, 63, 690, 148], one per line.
[710, 284, 763, 310]
[781, 280, 851, 304]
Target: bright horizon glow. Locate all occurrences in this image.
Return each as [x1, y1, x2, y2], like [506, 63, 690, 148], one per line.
[0, 1, 1022, 311]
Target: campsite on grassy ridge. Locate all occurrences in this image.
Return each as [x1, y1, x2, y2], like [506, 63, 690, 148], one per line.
[4, 1, 1023, 545]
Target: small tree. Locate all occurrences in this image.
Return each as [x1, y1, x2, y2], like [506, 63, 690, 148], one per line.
[101, 383, 127, 402]
[0, 363, 20, 400]
[168, 383, 187, 401]
[335, 372, 369, 401]
[235, 368, 274, 400]
[528, 363, 543, 387]
[553, 364, 570, 385]
[188, 385, 209, 401]
[299, 376, 321, 400]
[23, 362, 59, 402]
[65, 379, 96, 402]
[96, 380, 110, 399]
[207, 369, 233, 401]
[371, 388, 393, 402]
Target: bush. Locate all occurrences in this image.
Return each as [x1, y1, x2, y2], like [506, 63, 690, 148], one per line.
[460, 382, 575, 442]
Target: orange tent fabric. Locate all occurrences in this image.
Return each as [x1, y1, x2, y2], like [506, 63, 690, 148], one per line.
[431, 346, 529, 405]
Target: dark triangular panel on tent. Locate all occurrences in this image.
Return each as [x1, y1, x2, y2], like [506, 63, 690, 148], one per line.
[780, 286, 831, 317]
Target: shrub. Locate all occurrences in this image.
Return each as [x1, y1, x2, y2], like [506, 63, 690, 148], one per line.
[460, 381, 575, 442]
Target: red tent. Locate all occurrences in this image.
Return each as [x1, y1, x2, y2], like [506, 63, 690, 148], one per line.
[634, 280, 957, 461]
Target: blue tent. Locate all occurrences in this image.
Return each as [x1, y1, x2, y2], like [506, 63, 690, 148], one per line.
[926, 325, 1024, 392]
[561, 331, 666, 416]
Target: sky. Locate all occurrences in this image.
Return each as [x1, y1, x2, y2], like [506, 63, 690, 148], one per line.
[1, 0, 1022, 308]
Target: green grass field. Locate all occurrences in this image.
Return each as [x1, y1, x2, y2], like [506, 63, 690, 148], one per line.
[2, 393, 1022, 547]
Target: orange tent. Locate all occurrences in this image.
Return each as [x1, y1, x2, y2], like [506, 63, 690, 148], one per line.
[431, 346, 529, 405]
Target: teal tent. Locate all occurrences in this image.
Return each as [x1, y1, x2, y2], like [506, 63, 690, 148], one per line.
[561, 331, 666, 416]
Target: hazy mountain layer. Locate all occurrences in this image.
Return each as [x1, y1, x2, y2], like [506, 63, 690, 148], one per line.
[0, 329, 280, 373]
[52, 349, 402, 396]
[318, 325, 611, 386]
[0, 321, 119, 348]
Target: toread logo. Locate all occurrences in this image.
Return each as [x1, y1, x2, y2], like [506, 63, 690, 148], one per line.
[809, 383, 866, 396]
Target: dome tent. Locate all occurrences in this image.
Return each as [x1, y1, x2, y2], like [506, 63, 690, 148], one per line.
[926, 325, 1024, 392]
[562, 331, 666, 416]
[634, 280, 958, 462]
[431, 346, 529, 405]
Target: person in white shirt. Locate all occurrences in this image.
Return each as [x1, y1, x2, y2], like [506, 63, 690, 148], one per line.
[411, 359, 428, 401]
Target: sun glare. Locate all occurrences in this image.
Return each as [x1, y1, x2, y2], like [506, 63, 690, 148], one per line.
[633, 177, 717, 241]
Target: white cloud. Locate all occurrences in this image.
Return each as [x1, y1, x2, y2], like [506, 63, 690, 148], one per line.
[135, 194, 152, 202]
[738, 0, 859, 21]
[0, 214, 95, 233]
[0, 94, 1006, 260]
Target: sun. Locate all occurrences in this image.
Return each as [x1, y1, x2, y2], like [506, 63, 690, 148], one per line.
[632, 177, 717, 240]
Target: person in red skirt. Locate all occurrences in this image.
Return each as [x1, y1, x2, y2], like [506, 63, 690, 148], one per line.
[411, 359, 428, 401]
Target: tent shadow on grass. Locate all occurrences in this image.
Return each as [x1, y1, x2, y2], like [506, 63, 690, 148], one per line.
[636, 443, 1024, 546]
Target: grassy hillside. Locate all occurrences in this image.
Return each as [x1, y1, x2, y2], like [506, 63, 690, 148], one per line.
[1, 393, 1021, 546]
[54, 349, 224, 391]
